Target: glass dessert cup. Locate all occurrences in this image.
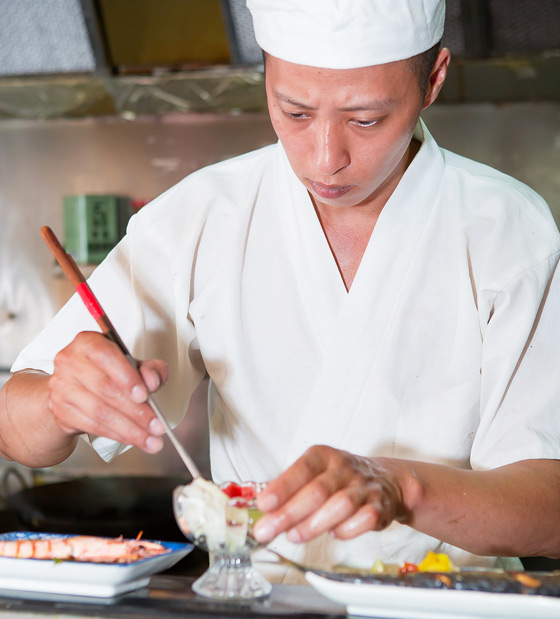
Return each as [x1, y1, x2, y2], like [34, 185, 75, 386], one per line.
[173, 479, 271, 600]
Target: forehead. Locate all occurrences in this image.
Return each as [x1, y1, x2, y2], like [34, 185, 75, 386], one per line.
[265, 55, 417, 103]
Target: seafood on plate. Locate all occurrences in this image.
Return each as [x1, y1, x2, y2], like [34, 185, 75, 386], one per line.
[324, 551, 560, 597]
[0, 534, 170, 563]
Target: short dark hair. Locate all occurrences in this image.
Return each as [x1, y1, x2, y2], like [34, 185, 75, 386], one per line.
[409, 42, 441, 98]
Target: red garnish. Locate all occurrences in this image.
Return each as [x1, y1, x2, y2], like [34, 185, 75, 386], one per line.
[221, 482, 257, 499]
[222, 483, 242, 498]
[398, 562, 419, 575]
[239, 486, 256, 498]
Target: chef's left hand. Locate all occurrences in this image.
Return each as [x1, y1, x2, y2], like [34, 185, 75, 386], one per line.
[253, 445, 411, 544]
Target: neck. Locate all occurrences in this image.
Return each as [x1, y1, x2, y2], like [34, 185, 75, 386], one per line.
[311, 137, 421, 291]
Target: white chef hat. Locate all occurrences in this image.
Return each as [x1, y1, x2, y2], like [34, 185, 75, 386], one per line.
[246, 0, 445, 69]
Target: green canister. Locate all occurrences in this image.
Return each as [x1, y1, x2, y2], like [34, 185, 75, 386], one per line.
[63, 195, 132, 264]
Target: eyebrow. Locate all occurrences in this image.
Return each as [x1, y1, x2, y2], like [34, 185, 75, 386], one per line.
[272, 90, 396, 111]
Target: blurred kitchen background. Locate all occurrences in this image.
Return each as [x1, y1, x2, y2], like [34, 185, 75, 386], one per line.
[0, 0, 559, 496]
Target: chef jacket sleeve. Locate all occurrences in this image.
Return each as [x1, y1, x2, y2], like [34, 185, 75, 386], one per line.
[471, 251, 560, 469]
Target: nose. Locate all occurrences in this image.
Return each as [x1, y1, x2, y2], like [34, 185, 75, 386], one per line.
[313, 120, 350, 177]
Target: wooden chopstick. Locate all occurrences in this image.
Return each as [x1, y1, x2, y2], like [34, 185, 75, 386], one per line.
[40, 226, 129, 353]
[40, 226, 201, 479]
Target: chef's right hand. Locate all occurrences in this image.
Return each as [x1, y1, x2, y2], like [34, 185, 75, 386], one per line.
[46, 331, 169, 454]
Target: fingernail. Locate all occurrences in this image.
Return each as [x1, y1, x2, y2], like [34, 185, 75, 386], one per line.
[254, 521, 276, 543]
[287, 528, 301, 543]
[258, 493, 279, 511]
[131, 385, 147, 403]
[149, 418, 165, 435]
[145, 436, 163, 453]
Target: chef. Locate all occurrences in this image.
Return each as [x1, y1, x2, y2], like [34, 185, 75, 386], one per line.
[2, 0, 560, 580]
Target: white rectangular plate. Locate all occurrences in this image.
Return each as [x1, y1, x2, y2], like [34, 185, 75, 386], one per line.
[306, 572, 560, 619]
[0, 532, 192, 598]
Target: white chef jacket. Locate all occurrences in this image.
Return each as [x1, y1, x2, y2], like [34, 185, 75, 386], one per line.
[13, 120, 560, 576]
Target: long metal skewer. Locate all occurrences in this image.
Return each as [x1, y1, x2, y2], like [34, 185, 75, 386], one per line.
[40, 226, 201, 480]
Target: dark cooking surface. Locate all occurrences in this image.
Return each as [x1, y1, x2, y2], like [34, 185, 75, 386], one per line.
[6, 475, 187, 540]
[0, 575, 346, 619]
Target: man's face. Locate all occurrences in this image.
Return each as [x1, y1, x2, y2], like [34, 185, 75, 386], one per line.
[265, 55, 427, 214]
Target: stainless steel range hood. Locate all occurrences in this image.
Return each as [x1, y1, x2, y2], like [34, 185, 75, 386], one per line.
[0, 0, 558, 119]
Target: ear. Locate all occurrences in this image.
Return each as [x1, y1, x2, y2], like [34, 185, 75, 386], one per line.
[422, 48, 451, 110]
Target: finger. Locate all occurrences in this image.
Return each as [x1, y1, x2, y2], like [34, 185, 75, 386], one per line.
[67, 332, 149, 403]
[257, 445, 331, 512]
[254, 469, 346, 543]
[330, 477, 402, 538]
[51, 350, 164, 437]
[330, 503, 384, 539]
[48, 375, 164, 453]
[286, 485, 368, 542]
[139, 360, 169, 393]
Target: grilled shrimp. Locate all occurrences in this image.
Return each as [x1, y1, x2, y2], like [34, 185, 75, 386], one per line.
[0, 535, 169, 563]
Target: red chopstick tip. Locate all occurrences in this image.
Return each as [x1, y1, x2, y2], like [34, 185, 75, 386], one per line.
[75, 283, 105, 321]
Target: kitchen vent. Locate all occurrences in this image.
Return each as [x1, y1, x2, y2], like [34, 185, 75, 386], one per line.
[223, 0, 262, 65]
[488, 0, 560, 56]
[441, 0, 466, 57]
[0, 0, 98, 76]
[445, 0, 560, 58]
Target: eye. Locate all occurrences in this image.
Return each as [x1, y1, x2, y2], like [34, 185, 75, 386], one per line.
[283, 111, 310, 121]
[351, 119, 380, 128]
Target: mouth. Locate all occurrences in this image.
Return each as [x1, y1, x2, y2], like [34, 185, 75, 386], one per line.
[308, 180, 353, 200]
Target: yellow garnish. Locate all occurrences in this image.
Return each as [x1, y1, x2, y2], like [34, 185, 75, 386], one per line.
[418, 551, 455, 573]
[370, 557, 386, 574]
